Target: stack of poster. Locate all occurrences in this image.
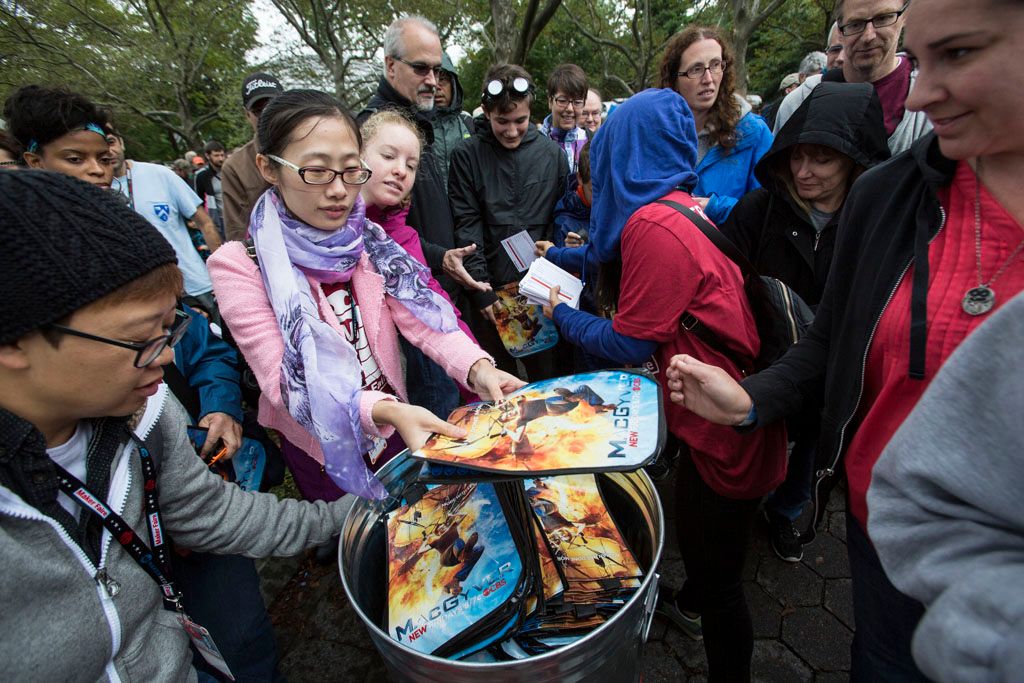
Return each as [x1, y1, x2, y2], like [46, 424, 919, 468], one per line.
[383, 370, 663, 661]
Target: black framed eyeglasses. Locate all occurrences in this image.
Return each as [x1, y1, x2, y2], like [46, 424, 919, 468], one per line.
[825, 44, 843, 55]
[839, 4, 908, 36]
[553, 96, 585, 109]
[393, 55, 443, 78]
[267, 155, 372, 186]
[677, 60, 727, 80]
[44, 308, 191, 368]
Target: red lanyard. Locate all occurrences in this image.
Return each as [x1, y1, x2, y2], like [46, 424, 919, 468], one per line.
[53, 443, 182, 609]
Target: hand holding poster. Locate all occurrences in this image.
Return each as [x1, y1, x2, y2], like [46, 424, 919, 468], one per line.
[412, 370, 664, 475]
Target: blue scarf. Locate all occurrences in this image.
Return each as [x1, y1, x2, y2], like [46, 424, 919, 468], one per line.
[588, 89, 700, 263]
[250, 190, 458, 499]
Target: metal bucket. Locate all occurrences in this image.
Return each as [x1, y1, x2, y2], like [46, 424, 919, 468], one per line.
[338, 452, 665, 683]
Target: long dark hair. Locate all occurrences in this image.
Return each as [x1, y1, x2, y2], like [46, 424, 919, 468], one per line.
[659, 26, 741, 151]
[596, 258, 623, 316]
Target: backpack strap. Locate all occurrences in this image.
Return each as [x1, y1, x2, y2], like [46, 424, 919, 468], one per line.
[655, 199, 752, 371]
[656, 199, 761, 278]
[243, 237, 259, 265]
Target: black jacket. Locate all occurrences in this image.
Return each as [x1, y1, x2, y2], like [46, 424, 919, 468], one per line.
[741, 132, 955, 534]
[358, 78, 458, 295]
[449, 124, 569, 309]
[722, 82, 890, 307]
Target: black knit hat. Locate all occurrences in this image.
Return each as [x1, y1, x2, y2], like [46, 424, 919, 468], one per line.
[0, 170, 178, 344]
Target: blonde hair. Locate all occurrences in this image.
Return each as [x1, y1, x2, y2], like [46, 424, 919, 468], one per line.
[360, 110, 424, 211]
[360, 110, 424, 150]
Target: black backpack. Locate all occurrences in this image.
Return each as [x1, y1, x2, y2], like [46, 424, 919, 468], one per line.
[656, 199, 814, 372]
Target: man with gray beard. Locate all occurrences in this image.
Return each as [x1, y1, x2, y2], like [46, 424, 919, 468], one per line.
[358, 16, 485, 299]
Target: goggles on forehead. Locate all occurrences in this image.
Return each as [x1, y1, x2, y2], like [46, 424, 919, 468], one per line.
[482, 77, 533, 102]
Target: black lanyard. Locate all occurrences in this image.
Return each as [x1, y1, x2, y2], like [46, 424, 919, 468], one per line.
[53, 443, 182, 609]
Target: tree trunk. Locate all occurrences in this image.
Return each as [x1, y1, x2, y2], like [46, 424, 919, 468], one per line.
[730, 0, 792, 94]
[491, 0, 519, 62]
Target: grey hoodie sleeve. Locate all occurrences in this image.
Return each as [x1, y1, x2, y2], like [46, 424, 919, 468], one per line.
[868, 292, 1024, 683]
[154, 395, 351, 557]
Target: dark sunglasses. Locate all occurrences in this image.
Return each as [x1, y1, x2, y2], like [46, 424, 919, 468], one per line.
[43, 308, 191, 368]
[393, 56, 443, 78]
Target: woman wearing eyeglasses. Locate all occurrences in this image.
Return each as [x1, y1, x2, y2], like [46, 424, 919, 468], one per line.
[208, 89, 522, 502]
[659, 26, 773, 225]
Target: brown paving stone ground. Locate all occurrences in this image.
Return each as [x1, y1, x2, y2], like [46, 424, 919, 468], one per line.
[261, 475, 853, 682]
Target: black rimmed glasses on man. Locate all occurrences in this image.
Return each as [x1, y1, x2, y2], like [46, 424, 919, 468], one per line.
[266, 155, 372, 186]
[838, 3, 909, 36]
[677, 60, 727, 80]
[43, 308, 192, 368]
[392, 56, 443, 78]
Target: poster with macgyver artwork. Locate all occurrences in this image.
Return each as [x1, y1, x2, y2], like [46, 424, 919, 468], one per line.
[412, 370, 663, 475]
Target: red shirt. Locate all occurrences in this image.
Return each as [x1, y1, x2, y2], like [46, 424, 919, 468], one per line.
[847, 161, 1024, 529]
[872, 57, 912, 136]
[613, 191, 787, 499]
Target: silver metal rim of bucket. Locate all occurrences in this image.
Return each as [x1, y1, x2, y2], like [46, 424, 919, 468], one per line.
[337, 459, 666, 670]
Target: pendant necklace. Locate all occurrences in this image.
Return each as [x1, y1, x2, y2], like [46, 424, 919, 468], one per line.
[961, 159, 1024, 316]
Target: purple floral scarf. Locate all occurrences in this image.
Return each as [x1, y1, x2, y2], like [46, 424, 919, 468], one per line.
[250, 189, 458, 499]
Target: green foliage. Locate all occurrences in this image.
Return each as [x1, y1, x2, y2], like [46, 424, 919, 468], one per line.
[746, 0, 837, 98]
[0, 0, 258, 160]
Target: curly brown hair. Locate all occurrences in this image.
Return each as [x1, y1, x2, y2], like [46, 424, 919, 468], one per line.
[659, 26, 741, 151]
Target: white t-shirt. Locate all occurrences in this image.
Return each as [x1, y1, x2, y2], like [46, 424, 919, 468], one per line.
[115, 161, 213, 296]
[46, 422, 93, 521]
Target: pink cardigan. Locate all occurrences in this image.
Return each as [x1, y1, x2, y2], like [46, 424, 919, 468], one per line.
[208, 241, 490, 465]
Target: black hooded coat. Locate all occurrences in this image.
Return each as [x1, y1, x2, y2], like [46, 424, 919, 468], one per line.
[721, 82, 890, 306]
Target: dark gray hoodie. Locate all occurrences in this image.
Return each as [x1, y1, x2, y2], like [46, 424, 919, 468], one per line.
[431, 51, 475, 183]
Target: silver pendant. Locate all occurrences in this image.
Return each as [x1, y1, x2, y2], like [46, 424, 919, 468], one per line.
[962, 285, 995, 316]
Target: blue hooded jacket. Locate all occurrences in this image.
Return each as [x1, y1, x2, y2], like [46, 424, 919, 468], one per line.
[693, 105, 774, 224]
[551, 89, 701, 363]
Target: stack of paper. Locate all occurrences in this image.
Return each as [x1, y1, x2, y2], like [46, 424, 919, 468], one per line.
[519, 258, 583, 309]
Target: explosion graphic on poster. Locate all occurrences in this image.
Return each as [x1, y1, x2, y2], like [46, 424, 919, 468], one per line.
[493, 282, 559, 358]
[386, 483, 522, 655]
[525, 474, 642, 584]
[413, 371, 661, 475]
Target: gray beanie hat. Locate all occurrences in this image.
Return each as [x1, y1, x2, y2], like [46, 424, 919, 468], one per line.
[0, 170, 178, 344]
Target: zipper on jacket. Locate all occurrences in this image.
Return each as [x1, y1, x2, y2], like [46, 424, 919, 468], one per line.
[95, 567, 121, 597]
[813, 231, 822, 252]
[780, 285, 799, 342]
[811, 205, 947, 512]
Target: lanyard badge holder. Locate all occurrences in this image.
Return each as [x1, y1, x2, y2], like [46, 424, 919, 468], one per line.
[54, 444, 235, 680]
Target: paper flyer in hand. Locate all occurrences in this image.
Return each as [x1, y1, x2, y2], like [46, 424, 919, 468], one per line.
[493, 282, 559, 358]
[386, 483, 523, 655]
[518, 258, 583, 309]
[412, 370, 663, 475]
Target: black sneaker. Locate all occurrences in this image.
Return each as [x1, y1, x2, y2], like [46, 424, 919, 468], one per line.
[764, 511, 803, 562]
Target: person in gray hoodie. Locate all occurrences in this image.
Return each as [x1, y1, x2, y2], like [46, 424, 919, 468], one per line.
[0, 170, 350, 682]
[868, 290, 1024, 683]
